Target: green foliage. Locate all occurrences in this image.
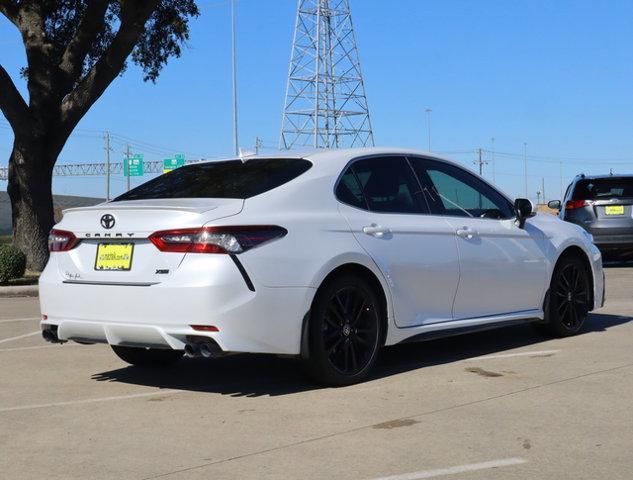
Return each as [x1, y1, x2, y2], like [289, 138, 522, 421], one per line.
[0, 244, 27, 284]
[20, 0, 200, 83]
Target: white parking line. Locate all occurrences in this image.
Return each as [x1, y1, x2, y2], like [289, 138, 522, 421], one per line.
[0, 331, 40, 345]
[467, 350, 560, 361]
[369, 458, 527, 480]
[0, 317, 40, 324]
[0, 390, 183, 413]
[0, 344, 81, 353]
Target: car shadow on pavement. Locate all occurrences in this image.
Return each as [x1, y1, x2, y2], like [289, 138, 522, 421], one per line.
[91, 313, 631, 396]
[372, 313, 631, 379]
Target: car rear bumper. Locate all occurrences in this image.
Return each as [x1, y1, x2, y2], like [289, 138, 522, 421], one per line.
[39, 255, 315, 355]
[591, 233, 633, 250]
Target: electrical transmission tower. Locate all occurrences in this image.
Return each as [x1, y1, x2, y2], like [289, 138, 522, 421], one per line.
[279, 0, 374, 150]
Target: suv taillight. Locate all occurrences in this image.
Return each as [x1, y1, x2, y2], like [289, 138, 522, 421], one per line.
[148, 226, 287, 254]
[565, 200, 590, 210]
[48, 229, 79, 252]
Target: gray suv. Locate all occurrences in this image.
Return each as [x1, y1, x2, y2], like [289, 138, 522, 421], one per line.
[549, 174, 633, 258]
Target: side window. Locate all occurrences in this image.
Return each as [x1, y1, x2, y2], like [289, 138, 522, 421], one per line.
[351, 156, 428, 214]
[335, 168, 367, 209]
[410, 158, 514, 219]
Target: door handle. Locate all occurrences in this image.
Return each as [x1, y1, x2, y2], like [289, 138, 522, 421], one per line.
[362, 224, 391, 238]
[456, 226, 477, 239]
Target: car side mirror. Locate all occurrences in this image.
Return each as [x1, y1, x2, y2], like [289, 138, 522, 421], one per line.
[547, 200, 562, 210]
[514, 198, 535, 229]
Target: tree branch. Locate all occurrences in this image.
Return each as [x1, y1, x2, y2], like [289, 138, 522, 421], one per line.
[58, 0, 110, 87]
[0, 0, 19, 27]
[0, 63, 29, 133]
[60, 0, 159, 135]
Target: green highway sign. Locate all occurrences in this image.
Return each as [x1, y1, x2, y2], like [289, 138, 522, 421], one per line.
[163, 154, 185, 173]
[124, 154, 144, 177]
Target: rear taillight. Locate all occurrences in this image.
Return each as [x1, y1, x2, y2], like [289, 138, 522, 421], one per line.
[149, 226, 287, 254]
[565, 200, 591, 210]
[48, 229, 79, 252]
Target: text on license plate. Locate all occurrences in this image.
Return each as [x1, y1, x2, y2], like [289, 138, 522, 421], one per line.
[605, 205, 625, 215]
[95, 243, 134, 271]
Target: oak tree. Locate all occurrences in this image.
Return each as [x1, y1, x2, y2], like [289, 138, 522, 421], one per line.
[0, 0, 199, 269]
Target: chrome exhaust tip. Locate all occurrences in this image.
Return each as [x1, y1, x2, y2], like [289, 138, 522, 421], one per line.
[199, 342, 217, 358]
[42, 327, 64, 344]
[184, 343, 199, 357]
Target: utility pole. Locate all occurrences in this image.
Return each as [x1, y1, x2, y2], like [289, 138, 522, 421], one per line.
[473, 148, 488, 175]
[125, 144, 131, 192]
[523, 142, 528, 198]
[231, 0, 239, 156]
[425, 108, 432, 151]
[536, 190, 541, 205]
[104, 131, 112, 201]
[254, 137, 263, 155]
[491, 137, 496, 183]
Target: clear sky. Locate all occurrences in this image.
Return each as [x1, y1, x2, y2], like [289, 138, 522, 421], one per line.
[1, 0, 633, 202]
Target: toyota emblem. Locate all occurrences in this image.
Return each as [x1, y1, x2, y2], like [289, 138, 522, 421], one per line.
[100, 214, 116, 229]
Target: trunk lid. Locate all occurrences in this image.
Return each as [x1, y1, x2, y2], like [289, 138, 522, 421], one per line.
[53, 198, 244, 284]
[590, 198, 633, 235]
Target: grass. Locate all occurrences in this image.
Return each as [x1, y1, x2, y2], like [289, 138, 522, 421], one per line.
[1, 270, 39, 287]
[0, 235, 11, 245]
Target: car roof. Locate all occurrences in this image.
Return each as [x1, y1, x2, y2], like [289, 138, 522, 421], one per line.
[192, 147, 515, 202]
[574, 174, 633, 181]
[198, 147, 461, 169]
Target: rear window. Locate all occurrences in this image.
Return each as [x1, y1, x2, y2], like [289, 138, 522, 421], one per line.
[573, 178, 633, 200]
[113, 158, 312, 201]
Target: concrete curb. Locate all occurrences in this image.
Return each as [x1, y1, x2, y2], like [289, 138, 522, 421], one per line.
[0, 285, 39, 298]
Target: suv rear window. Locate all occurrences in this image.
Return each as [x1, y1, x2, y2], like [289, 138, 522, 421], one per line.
[573, 178, 633, 200]
[113, 158, 312, 201]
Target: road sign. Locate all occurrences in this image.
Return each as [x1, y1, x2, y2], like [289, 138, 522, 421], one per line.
[124, 154, 144, 177]
[163, 154, 185, 174]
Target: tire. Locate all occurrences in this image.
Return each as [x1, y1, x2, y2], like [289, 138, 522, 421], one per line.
[306, 274, 384, 386]
[540, 255, 591, 337]
[111, 345, 184, 367]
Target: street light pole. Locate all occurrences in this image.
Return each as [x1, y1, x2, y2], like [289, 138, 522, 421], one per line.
[104, 131, 111, 201]
[425, 108, 432, 151]
[125, 144, 131, 192]
[523, 142, 528, 198]
[491, 137, 496, 183]
[231, 0, 239, 156]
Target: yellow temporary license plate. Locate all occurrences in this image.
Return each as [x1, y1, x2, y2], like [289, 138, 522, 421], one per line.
[605, 205, 625, 215]
[94, 243, 134, 271]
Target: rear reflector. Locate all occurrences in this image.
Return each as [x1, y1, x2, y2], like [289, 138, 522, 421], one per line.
[48, 229, 79, 252]
[565, 200, 591, 210]
[191, 325, 219, 332]
[149, 226, 287, 254]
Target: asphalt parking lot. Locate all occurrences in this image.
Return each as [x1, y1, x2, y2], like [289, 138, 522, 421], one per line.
[1, 266, 632, 480]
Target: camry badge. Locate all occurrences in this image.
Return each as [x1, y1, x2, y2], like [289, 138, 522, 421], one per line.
[100, 214, 116, 229]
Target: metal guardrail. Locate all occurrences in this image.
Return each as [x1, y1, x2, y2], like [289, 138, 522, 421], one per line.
[0, 159, 205, 182]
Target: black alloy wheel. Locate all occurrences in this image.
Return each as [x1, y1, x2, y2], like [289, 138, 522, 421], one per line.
[307, 274, 382, 385]
[542, 256, 591, 337]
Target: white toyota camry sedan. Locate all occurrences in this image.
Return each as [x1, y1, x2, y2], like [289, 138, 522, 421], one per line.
[40, 148, 605, 385]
